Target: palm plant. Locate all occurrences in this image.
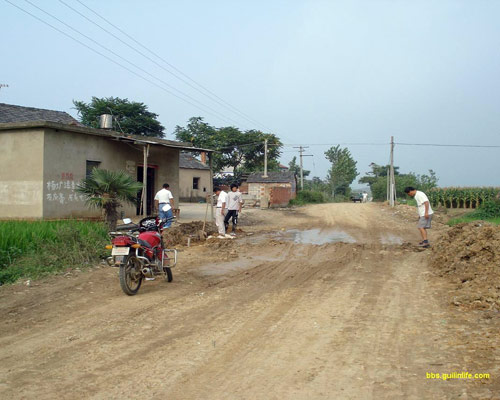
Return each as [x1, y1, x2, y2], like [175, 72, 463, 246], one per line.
[77, 169, 143, 231]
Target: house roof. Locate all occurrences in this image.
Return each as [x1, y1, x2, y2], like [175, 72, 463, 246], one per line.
[0, 103, 82, 125]
[247, 171, 296, 183]
[0, 120, 214, 153]
[179, 152, 210, 170]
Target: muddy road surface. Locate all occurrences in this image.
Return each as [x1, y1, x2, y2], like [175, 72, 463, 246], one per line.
[1, 204, 498, 399]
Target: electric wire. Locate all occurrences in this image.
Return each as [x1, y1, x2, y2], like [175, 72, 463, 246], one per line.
[73, 0, 273, 132]
[60, 0, 268, 131]
[22, 0, 250, 128]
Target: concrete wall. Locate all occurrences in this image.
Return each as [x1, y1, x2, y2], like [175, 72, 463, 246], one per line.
[179, 168, 211, 202]
[42, 129, 179, 219]
[0, 129, 44, 219]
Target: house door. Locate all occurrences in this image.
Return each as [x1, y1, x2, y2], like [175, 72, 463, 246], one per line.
[136, 166, 156, 216]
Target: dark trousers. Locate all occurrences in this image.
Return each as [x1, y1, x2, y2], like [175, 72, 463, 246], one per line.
[224, 210, 238, 231]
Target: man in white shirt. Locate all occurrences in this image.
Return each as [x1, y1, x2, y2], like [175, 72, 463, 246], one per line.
[213, 187, 228, 238]
[154, 183, 175, 228]
[404, 186, 434, 248]
[224, 183, 244, 235]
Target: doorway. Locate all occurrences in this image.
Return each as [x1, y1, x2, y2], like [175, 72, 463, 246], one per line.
[136, 166, 156, 216]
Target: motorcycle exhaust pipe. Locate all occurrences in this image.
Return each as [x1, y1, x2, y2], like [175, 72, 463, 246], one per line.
[142, 267, 152, 277]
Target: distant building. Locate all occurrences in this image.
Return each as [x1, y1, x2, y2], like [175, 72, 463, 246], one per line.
[278, 163, 289, 172]
[246, 171, 297, 208]
[179, 152, 211, 202]
[0, 103, 212, 219]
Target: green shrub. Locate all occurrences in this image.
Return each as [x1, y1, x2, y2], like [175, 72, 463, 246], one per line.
[290, 190, 326, 205]
[471, 199, 500, 219]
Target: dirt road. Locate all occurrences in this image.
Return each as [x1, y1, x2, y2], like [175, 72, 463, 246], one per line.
[0, 203, 498, 399]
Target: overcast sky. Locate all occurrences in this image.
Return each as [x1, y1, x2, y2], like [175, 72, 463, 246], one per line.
[2, 0, 500, 187]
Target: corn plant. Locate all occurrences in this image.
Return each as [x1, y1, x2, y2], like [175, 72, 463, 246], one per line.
[428, 187, 500, 209]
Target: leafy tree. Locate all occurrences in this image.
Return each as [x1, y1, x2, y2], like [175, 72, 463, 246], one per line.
[325, 145, 358, 197]
[358, 163, 400, 190]
[77, 169, 143, 231]
[288, 156, 310, 178]
[73, 97, 165, 137]
[174, 117, 282, 173]
[370, 169, 438, 201]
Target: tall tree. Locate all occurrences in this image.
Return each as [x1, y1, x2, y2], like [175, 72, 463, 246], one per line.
[325, 145, 358, 197]
[73, 97, 165, 137]
[174, 117, 282, 173]
[288, 156, 310, 178]
[358, 163, 400, 191]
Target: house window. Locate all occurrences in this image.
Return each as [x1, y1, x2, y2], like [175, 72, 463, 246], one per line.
[193, 177, 200, 190]
[86, 160, 101, 178]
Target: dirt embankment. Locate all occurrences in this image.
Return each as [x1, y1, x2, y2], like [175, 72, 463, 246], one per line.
[430, 222, 500, 311]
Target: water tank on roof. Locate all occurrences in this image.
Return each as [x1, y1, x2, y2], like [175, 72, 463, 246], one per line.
[99, 114, 113, 129]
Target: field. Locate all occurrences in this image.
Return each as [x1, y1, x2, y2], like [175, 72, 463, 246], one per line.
[428, 187, 500, 208]
[0, 203, 498, 399]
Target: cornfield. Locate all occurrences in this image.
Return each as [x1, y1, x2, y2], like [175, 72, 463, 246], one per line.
[428, 187, 500, 209]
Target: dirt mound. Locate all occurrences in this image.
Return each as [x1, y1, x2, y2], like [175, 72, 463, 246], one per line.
[163, 221, 217, 246]
[430, 222, 500, 310]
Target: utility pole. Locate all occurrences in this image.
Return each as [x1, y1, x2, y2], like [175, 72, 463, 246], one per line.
[293, 146, 312, 190]
[389, 136, 395, 207]
[263, 138, 268, 177]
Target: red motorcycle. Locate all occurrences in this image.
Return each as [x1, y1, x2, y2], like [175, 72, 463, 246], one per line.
[107, 216, 177, 295]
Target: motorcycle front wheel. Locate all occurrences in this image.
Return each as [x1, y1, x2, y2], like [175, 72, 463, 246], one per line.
[164, 267, 173, 282]
[119, 256, 143, 295]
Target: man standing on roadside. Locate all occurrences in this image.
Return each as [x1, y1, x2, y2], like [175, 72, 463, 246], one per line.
[404, 186, 434, 248]
[213, 187, 229, 238]
[224, 183, 244, 235]
[154, 183, 175, 228]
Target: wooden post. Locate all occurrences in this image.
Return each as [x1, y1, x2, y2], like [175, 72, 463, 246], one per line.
[141, 144, 149, 216]
[209, 152, 214, 221]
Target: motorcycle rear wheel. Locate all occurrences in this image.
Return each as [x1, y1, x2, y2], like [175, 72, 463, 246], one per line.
[119, 256, 143, 295]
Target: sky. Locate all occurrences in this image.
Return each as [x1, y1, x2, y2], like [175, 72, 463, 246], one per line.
[2, 0, 500, 187]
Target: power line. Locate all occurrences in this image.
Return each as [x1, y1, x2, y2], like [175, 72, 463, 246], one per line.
[16, 0, 249, 128]
[396, 142, 500, 148]
[73, 0, 273, 132]
[61, 0, 270, 132]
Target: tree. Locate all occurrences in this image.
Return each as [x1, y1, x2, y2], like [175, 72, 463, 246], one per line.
[325, 145, 358, 197]
[288, 156, 310, 178]
[73, 97, 165, 137]
[77, 169, 143, 231]
[174, 117, 282, 173]
[358, 163, 400, 190]
[370, 169, 438, 201]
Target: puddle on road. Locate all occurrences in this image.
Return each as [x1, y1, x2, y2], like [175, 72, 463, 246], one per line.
[278, 228, 356, 245]
[379, 234, 403, 245]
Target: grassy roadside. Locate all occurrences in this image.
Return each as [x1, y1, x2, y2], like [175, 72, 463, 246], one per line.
[447, 215, 500, 226]
[446, 199, 500, 226]
[0, 221, 108, 285]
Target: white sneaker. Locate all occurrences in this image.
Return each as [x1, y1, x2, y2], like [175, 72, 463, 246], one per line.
[145, 277, 155, 281]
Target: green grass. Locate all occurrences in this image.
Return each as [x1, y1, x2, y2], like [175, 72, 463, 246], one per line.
[446, 199, 500, 226]
[447, 215, 500, 226]
[0, 220, 108, 285]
